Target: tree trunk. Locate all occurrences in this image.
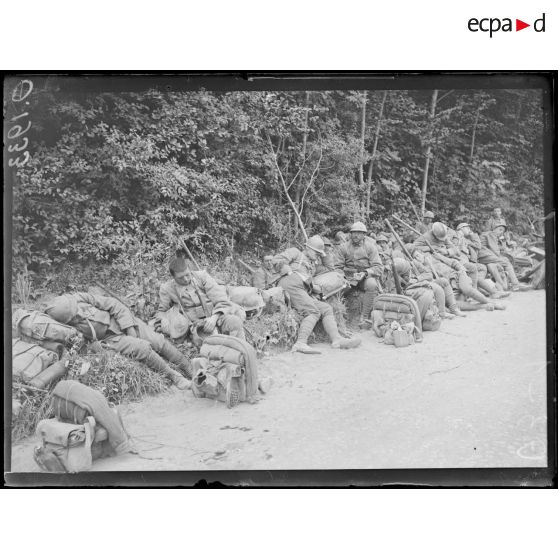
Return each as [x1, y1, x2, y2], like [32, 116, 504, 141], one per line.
[358, 92, 367, 187]
[469, 102, 481, 164]
[365, 90, 388, 219]
[295, 91, 311, 233]
[420, 89, 438, 216]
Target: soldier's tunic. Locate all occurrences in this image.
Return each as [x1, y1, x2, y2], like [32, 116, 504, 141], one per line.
[456, 232, 499, 295]
[159, 270, 246, 339]
[411, 260, 459, 314]
[271, 247, 340, 344]
[314, 251, 336, 276]
[251, 267, 274, 289]
[417, 221, 433, 235]
[334, 237, 383, 320]
[398, 269, 436, 322]
[413, 232, 490, 304]
[48, 292, 172, 365]
[479, 231, 519, 288]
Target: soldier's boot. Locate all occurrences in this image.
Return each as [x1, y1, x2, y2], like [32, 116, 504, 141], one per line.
[322, 313, 362, 349]
[359, 292, 376, 329]
[159, 340, 193, 379]
[448, 304, 466, 317]
[144, 349, 191, 390]
[292, 314, 321, 354]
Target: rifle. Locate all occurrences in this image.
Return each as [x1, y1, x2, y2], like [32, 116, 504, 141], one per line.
[237, 258, 257, 275]
[391, 215, 452, 279]
[384, 219, 420, 275]
[391, 258, 403, 295]
[404, 193, 422, 228]
[178, 238, 212, 320]
[179, 239, 254, 343]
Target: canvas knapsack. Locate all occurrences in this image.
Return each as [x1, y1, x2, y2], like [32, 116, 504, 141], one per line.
[12, 338, 59, 383]
[371, 294, 423, 341]
[191, 334, 259, 408]
[13, 308, 79, 345]
[34, 417, 96, 473]
[312, 271, 348, 299]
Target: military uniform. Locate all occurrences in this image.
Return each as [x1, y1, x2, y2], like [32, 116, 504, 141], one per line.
[479, 230, 520, 290]
[334, 236, 383, 322]
[45, 292, 191, 387]
[251, 267, 274, 289]
[271, 246, 356, 351]
[410, 259, 461, 316]
[414, 230, 492, 305]
[159, 270, 246, 339]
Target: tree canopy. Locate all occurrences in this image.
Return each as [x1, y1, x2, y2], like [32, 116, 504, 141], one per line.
[11, 85, 544, 274]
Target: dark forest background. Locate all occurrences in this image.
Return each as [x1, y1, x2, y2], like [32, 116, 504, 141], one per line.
[10, 85, 544, 285]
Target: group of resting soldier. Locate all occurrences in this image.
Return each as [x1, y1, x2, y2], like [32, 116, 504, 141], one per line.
[41, 208, 533, 389]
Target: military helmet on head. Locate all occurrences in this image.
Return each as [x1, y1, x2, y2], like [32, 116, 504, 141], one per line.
[393, 258, 411, 275]
[431, 222, 448, 240]
[456, 222, 470, 232]
[305, 235, 326, 256]
[492, 219, 507, 231]
[424, 211, 435, 219]
[44, 295, 78, 324]
[349, 221, 367, 233]
[376, 233, 389, 243]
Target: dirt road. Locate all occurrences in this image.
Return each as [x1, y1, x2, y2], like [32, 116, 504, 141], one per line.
[10, 290, 548, 472]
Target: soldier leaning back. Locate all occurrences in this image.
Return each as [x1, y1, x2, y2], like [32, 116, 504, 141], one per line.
[158, 254, 246, 340]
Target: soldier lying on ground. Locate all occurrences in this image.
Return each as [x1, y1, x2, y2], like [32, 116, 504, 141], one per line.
[272, 235, 362, 354]
[45, 292, 191, 389]
[479, 221, 529, 292]
[158, 254, 246, 341]
[413, 222, 506, 311]
[334, 221, 384, 328]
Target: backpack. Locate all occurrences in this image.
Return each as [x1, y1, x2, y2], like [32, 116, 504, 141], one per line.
[371, 294, 423, 341]
[13, 308, 79, 345]
[312, 271, 348, 299]
[12, 338, 59, 383]
[422, 302, 442, 331]
[34, 417, 96, 473]
[191, 334, 259, 408]
[227, 286, 265, 317]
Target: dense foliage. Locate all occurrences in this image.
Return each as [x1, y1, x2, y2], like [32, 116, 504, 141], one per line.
[11, 84, 544, 277]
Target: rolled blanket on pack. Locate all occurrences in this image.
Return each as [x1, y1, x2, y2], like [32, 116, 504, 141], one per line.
[201, 334, 259, 398]
[51, 380, 131, 454]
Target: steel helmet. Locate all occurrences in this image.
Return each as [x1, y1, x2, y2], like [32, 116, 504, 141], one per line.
[305, 235, 326, 256]
[431, 222, 447, 240]
[393, 258, 411, 275]
[456, 222, 470, 231]
[376, 233, 389, 243]
[350, 221, 367, 233]
[424, 211, 435, 219]
[44, 295, 79, 323]
[492, 219, 507, 231]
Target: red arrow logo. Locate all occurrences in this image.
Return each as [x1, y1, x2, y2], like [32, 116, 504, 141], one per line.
[516, 19, 530, 31]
